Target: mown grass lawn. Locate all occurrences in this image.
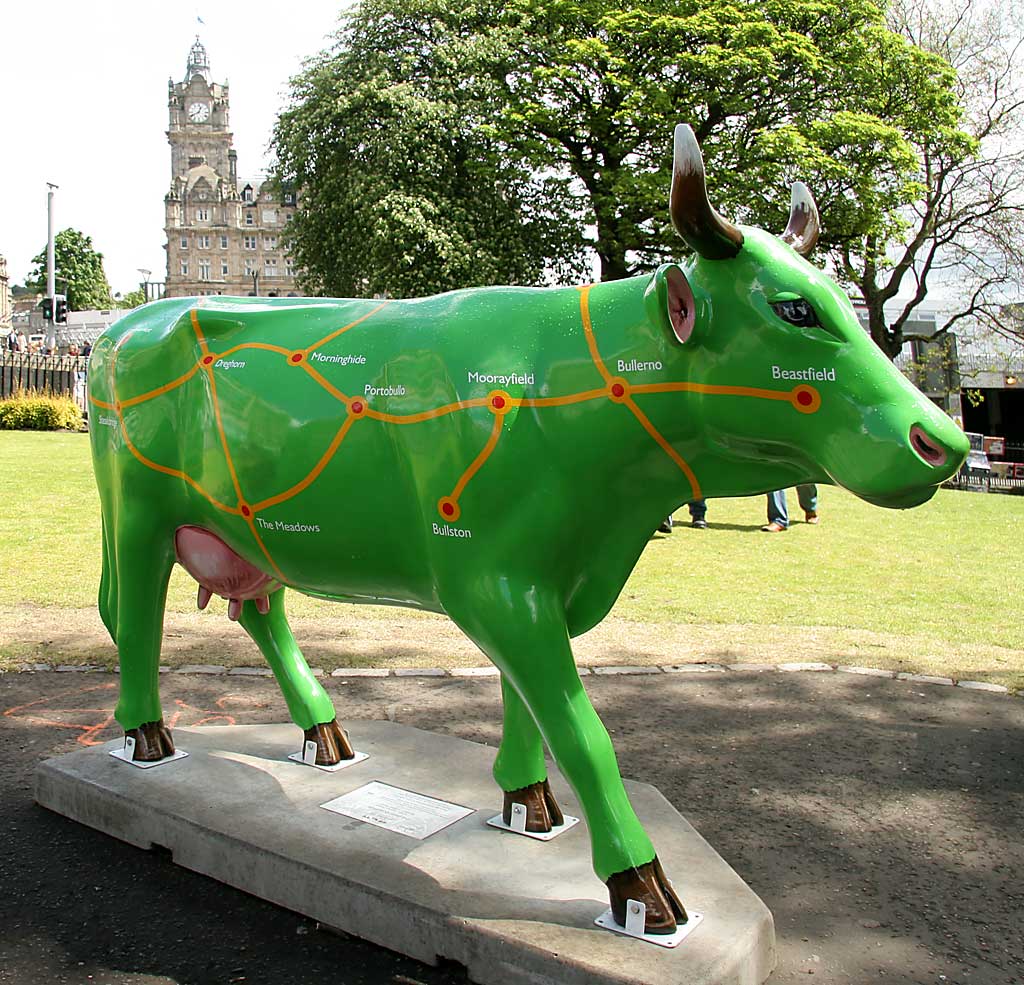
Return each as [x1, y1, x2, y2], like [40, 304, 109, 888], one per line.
[3, 431, 1023, 688]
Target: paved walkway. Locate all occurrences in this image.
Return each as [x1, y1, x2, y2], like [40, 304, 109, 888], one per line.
[1, 668, 1021, 984]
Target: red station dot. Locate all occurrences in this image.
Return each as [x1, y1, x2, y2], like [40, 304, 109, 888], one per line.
[291, 353, 303, 363]
[611, 383, 625, 398]
[350, 401, 364, 414]
[442, 502, 455, 517]
[241, 505, 251, 517]
[202, 355, 214, 365]
[492, 395, 506, 410]
[797, 390, 813, 406]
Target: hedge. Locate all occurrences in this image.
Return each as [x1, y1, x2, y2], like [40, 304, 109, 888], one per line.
[0, 388, 84, 431]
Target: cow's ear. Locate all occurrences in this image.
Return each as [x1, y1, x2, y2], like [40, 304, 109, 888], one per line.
[645, 264, 697, 344]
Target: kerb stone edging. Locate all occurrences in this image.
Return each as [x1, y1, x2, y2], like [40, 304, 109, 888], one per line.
[8, 661, 1014, 697]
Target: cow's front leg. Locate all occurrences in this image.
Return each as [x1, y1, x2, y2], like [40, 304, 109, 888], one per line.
[446, 581, 687, 934]
[495, 674, 565, 832]
[237, 591, 353, 764]
[109, 516, 177, 762]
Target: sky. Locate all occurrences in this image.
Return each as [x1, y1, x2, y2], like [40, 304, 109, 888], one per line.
[1, 1, 346, 296]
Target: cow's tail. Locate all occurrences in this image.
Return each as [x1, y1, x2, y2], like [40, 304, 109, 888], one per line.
[98, 513, 118, 645]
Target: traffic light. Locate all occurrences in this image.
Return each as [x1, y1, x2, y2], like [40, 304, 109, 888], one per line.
[42, 297, 53, 321]
[54, 295, 68, 324]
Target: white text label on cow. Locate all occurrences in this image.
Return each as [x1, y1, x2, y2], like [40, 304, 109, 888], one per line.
[98, 416, 118, 428]
[365, 384, 406, 397]
[215, 359, 246, 370]
[255, 518, 322, 533]
[467, 370, 535, 387]
[617, 358, 663, 373]
[310, 352, 367, 366]
[771, 365, 837, 382]
[433, 522, 473, 539]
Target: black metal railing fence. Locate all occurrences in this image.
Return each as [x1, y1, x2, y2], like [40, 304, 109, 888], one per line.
[1, 353, 89, 413]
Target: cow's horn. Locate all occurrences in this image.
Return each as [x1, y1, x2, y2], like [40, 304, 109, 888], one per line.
[780, 181, 819, 256]
[669, 124, 744, 260]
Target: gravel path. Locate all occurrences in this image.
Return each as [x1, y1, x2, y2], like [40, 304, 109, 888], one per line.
[1, 669, 1021, 984]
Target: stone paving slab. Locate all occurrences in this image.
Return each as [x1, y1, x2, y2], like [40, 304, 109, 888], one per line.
[34, 722, 775, 985]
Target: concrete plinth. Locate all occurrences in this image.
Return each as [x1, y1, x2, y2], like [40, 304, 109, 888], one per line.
[34, 723, 775, 985]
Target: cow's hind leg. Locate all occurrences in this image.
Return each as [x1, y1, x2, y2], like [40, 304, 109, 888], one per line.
[495, 675, 564, 832]
[110, 518, 177, 761]
[447, 581, 687, 934]
[237, 591, 353, 764]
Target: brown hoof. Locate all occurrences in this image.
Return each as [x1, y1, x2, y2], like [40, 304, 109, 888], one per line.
[126, 719, 176, 762]
[303, 719, 355, 765]
[502, 778, 565, 832]
[606, 856, 688, 934]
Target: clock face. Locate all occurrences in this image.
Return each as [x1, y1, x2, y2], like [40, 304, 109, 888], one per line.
[188, 102, 210, 123]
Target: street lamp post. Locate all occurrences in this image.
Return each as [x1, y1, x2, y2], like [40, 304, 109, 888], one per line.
[137, 269, 152, 303]
[251, 271, 259, 297]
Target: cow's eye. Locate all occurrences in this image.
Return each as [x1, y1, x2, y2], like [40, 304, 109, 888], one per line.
[771, 298, 820, 328]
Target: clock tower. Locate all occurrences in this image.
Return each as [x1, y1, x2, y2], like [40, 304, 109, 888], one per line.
[164, 39, 298, 298]
[167, 39, 234, 183]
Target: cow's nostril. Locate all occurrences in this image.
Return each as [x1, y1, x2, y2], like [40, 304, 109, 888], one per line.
[909, 425, 947, 468]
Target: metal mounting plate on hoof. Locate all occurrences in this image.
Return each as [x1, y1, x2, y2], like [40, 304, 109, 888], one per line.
[109, 736, 189, 769]
[288, 739, 369, 772]
[486, 801, 580, 841]
[595, 900, 704, 948]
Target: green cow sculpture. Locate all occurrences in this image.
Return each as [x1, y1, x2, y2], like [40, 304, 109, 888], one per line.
[88, 125, 968, 934]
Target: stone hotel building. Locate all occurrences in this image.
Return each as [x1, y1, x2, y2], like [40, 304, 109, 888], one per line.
[164, 39, 298, 298]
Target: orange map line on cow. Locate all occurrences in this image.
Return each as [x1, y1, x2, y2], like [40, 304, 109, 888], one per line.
[90, 288, 821, 580]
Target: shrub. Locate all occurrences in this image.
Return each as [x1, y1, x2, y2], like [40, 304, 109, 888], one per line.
[0, 387, 84, 431]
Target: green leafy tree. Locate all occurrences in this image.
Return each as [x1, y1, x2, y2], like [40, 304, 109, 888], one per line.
[272, 12, 589, 298]
[867, 0, 1024, 356]
[27, 229, 115, 311]
[117, 288, 147, 309]
[274, 0, 969, 347]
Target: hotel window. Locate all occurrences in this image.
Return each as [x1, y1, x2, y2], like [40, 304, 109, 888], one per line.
[263, 235, 277, 249]
[180, 260, 188, 277]
[264, 257, 278, 277]
[196, 208, 209, 222]
[198, 235, 210, 249]
[286, 262, 296, 277]
[180, 236, 188, 249]
[243, 186, 254, 202]
[243, 236, 257, 249]
[244, 258, 256, 275]
[219, 235, 229, 249]
[199, 260, 211, 281]
[245, 212, 254, 225]
[221, 259, 229, 277]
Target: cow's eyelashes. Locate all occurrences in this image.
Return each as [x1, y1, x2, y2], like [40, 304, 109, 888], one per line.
[771, 298, 819, 328]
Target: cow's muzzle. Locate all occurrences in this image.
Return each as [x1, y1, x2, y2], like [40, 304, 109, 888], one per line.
[909, 424, 948, 468]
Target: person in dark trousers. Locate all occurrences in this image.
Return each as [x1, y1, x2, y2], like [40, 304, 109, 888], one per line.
[658, 500, 707, 533]
[762, 485, 818, 532]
